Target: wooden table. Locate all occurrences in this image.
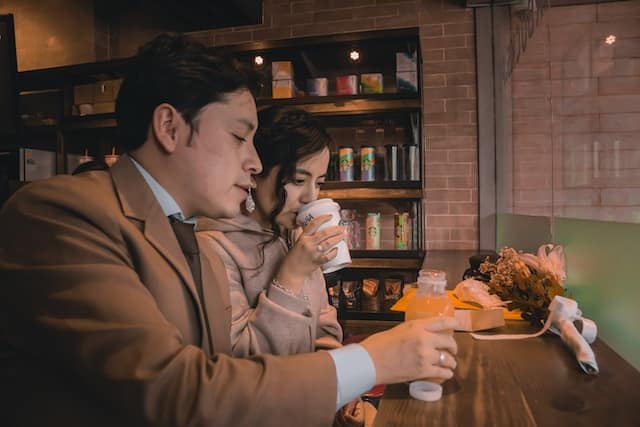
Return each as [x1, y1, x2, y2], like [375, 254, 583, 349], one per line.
[373, 321, 640, 426]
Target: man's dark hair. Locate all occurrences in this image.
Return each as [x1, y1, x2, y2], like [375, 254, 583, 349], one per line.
[254, 106, 332, 239]
[116, 33, 250, 152]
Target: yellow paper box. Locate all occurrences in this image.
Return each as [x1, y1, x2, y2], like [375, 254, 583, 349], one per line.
[391, 288, 522, 331]
[454, 307, 505, 332]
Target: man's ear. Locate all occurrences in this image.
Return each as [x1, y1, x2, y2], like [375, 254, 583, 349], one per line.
[151, 103, 182, 153]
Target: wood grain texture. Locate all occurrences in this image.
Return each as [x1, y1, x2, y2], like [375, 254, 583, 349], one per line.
[374, 322, 640, 426]
[319, 188, 422, 200]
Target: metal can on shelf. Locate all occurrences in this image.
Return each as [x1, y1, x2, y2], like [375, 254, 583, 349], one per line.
[385, 144, 399, 181]
[360, 146, 376, 182]
[404, 144, 420, 181]
[394, 212, 410, 250]
[339, 146, 354, 181]
[328, 151, 339, 181]
[366, 212, 381, 250]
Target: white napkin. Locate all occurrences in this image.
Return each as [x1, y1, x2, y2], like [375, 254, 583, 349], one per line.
[471, 296, 599, 375]
[453, 278, 508, 309]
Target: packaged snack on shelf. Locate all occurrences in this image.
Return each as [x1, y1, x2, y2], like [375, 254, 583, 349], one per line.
[360, 73, 383, 94]
[336, 75, 358, 95]
[397, 71, 418, 93]
[341, 280, 360, 310]
[383, 277, 403, 311]
[307, 77, 328, 96]
[327, 282, 341, 309]
[396, 51, 417, 72]
[396, 51, 418, 93]
[361, 278, 380, 312]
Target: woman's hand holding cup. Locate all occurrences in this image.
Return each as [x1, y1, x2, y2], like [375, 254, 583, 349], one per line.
[276, 214, 345, 294]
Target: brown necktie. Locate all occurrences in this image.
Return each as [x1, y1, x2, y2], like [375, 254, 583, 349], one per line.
[169, 217, 212, 352]
[169, 218, 202, 292]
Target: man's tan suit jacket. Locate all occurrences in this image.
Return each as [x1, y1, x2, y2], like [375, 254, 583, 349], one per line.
[0, 155, 336, 427]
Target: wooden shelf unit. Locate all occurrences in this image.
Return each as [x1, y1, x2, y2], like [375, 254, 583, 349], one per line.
[13, 28, 426, 324]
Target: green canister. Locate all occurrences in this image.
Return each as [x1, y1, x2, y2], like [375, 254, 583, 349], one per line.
[339, 146, 354, 181]
[360, 146, 376, 181]
[394, 212, 410, 250]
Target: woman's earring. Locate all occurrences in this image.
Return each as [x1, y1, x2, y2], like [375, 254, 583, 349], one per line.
[245, 188, 256, 213]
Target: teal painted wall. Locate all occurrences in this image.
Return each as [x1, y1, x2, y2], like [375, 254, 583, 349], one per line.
[498, 214, 640, 370]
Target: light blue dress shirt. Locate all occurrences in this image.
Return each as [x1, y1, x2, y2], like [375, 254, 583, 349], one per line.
[130, 158, 195, 225]
[130, 157, 377, 409]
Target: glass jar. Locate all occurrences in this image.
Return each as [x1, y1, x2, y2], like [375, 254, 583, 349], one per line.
[340, 209, 361, 249]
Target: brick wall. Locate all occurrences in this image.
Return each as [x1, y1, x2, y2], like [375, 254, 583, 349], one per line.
[511, 1, 640, 223]
[196, 0, 479, 250]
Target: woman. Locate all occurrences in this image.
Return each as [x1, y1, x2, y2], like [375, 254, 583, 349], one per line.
[198, 107, 345, 356]
[199, 107, 374, 426]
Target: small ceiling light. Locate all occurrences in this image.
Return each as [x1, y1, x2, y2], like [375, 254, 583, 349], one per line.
[254, 55, 264, 66]
[605, 35, 616, 45]
[349, 49, 360, 62]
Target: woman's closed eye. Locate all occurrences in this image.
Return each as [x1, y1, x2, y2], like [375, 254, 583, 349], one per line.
[231, 133, 247, 143]
[292, 178, 324, 187]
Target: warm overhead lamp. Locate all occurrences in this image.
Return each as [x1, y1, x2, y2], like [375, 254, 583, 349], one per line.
[348, 49, 360, 63]
[254, 55, 264, 66]
[605, 35, 616, 45]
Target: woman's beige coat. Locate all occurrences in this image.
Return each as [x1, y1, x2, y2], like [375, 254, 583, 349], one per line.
[198, 215, 342, 357]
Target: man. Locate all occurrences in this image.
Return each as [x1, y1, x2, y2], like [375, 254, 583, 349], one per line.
[0, 34, 457, 427]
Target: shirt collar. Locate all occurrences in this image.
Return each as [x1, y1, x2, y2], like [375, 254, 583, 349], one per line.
[130, 157, 196, 225]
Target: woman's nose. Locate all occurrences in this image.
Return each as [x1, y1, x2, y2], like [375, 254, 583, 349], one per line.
[300, 184, 319, 204]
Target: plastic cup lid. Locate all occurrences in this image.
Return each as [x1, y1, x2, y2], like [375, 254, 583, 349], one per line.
[409, 380, 443, 402]
[296, 198, 339, 226]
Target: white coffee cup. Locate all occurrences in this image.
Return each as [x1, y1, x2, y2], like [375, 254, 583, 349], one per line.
[296, 198, 352, 273]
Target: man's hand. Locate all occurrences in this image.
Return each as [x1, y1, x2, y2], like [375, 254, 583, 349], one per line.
[360, 316, 458, 385]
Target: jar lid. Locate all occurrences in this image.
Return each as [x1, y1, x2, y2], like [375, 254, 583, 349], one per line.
[418, 269, 447, 281]
[417, 269, 447, 291]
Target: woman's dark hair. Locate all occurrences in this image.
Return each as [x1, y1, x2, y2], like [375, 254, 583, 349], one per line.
[254, 107, 332, 241]
[116, 33, 251, 152]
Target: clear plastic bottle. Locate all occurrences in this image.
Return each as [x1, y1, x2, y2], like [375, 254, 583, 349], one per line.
[406, 269, 455, 400]
[405, 269, 454, 324]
